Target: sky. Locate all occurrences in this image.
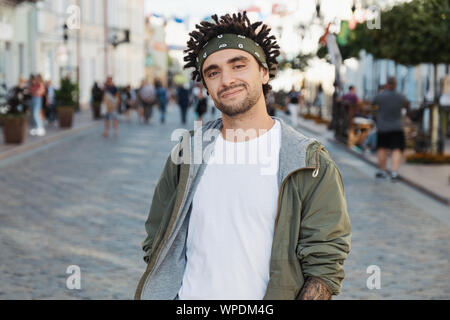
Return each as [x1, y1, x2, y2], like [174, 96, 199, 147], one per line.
[144, 0, 257, 19]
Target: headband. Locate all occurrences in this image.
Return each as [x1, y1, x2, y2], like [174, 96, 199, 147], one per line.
[196, 34, 268, 78]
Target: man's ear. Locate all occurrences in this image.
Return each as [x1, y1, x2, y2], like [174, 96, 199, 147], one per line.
[261, 67, 269, 85]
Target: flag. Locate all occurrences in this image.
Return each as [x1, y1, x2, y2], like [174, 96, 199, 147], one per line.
[337, 21, 349, 46]
[319, 22, 331, 45]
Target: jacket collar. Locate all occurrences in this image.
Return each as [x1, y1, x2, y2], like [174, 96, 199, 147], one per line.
[185, 116, 321, 188]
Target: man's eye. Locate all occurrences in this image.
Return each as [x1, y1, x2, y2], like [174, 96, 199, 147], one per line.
[208, 71, 218, 78]
[234, 65, 245, 69]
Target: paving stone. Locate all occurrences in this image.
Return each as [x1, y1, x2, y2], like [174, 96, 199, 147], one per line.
[0, 108, 448, 299]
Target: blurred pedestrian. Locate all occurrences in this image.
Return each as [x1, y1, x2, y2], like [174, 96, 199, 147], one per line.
[287, 86, 300, 127]
[138, 79, 156, 124]
[91, 81, 104, 120]
[266, 91, 276, 116]
[191, 83, 201, 111]
[195, 85, 207, 122]
[341, 85, 359, 105]
[299, 83, 306, 115]
[102, 76, 119, 137]
[45, 80, 56, 126]
[372, 76, 410, 182]
[155, 79, 168, 124]
[123, 84, 136, 123]
[29, 74, 46, 136]
[313, 83, 324, 118]
[176, 83, 190, 125]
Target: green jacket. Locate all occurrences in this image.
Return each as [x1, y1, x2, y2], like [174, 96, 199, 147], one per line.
[135, 116, 351, 300]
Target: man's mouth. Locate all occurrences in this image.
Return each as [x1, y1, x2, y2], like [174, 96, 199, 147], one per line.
[220, 86, 245, 98]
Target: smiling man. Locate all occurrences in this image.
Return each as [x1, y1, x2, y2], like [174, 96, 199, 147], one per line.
[135, 12, 351, 300]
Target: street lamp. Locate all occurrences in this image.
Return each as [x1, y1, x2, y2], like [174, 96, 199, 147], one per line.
[110, 29, 130, 49]
[108, 29, 131, 77]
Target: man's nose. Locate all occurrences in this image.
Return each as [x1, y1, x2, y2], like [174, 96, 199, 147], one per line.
[220, 68, 236, 88]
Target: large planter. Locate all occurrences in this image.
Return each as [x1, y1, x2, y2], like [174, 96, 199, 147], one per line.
[2, 114, 27, 144]
[57, 106, 74, 128]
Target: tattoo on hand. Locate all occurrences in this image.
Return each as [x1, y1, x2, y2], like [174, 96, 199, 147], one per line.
[298, 277, 332, 300]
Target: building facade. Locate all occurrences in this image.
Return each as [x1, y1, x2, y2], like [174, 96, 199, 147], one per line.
[0, 0, 34, 87]
[0, 0, 145, 108]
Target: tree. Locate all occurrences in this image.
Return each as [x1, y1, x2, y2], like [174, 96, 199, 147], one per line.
[379, 0, 450, 153]
[318, 0, 450, 153]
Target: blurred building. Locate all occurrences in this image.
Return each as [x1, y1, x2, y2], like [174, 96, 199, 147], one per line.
[343, 51, 449, 108]
[0, 0, 145, 108]
[0, 0, 36, 86]
[144, 15, 168, 87]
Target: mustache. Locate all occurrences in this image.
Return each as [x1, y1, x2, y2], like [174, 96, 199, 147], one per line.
[218, 84, 246, 97]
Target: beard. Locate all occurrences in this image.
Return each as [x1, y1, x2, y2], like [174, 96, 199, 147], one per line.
[213, 83, 261, 117]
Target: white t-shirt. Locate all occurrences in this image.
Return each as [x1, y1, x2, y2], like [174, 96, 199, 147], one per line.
[178, 120, 281, 300]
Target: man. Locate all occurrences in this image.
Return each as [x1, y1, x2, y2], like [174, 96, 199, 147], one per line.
[372, 76, 410, 182]
[176, 83, 190, 125]
[45, 80, 56, 126]
[287, 86, 300, 127]
[135, 12, 351, 300]
[29, 74, 46, 136]
[341, 85, 359, 106]
[155, 79, 168, 124]
[138, 79, 156, 124]
[91, 81, 104, 120]
[314, 83, 324, 118]
[102, 76, 119, 137]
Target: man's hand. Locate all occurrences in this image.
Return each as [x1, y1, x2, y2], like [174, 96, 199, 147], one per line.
[297, 277, 332, 300]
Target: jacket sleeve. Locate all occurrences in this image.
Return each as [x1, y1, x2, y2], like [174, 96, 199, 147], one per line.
[296, 151, 351, 295]
[141, 150, 179, 263]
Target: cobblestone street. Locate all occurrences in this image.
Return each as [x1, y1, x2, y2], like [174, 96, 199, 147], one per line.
[0, 107, 449, 299]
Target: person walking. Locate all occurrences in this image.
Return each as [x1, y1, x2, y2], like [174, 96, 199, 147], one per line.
[287, 86, 300, 127]
[29, 74, 46, 136]
[135, 12, 351, 301]
[314, 83, 324, 118]
[45, 80, 56, 126]
[195, 84, 208, 122]
[102, 76, 119, 137]
[155, 79, 168, 124]
[176, 83, 190, 125]
[137, 79, 156, 124]
[341, 85, 359, 105]
[123, 84, 136, 123]
[91, 81, 104, 120]
[372, 76, 410, 182]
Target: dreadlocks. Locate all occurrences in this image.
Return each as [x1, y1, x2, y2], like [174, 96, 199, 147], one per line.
[183, 11, 280, 97]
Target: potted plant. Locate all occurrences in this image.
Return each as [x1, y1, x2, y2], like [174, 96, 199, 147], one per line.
[0, 85, 30, 144]
[55, 77, 78, 128]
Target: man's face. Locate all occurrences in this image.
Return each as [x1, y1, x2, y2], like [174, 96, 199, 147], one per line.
[201, 49, 269, 117]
